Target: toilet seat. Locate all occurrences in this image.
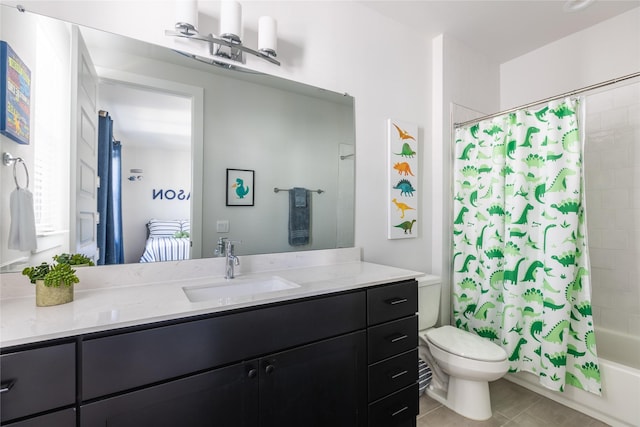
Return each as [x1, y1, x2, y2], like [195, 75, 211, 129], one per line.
[425, 325, 506, 362]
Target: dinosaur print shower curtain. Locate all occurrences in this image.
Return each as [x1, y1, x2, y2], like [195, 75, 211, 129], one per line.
[452, 98, 601, 395]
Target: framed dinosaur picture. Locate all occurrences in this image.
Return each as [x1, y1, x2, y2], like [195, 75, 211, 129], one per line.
[226, 168, 254, 206]
[387, 119, 418, 239]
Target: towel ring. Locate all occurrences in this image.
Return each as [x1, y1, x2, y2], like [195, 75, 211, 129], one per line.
[13, 158, 29, 189]
[3, 152, 29, 189]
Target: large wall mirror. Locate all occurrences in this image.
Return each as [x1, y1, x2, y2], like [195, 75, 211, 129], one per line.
[0, 5, 355, 272]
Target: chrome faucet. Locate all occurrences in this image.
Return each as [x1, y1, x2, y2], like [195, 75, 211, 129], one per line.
[225, 240, 240, 279]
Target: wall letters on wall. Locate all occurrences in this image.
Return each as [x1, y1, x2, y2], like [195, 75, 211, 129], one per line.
[152, 189, 191, 201]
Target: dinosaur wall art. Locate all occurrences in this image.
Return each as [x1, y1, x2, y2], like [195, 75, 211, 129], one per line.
[387, 119, 419, 239]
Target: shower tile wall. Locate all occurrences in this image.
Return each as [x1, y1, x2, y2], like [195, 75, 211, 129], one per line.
[584, 81, 640, 338]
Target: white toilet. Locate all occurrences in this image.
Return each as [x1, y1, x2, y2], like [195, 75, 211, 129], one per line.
[417, 276, 509, 421]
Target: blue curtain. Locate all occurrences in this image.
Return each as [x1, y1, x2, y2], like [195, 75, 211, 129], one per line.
[97, 113, 124, 265]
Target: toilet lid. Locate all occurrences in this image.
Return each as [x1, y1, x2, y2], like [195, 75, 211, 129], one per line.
[425, 325, 507, 362]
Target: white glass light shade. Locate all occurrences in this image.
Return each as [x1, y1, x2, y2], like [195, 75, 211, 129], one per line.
[220, 0, 242, 42]
[258, 16, 277, 56]
[175, 0, 198, 31]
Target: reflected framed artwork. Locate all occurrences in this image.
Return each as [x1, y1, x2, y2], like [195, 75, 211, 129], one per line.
[226, 168, 254, 206]
[1, 41, 31, 145]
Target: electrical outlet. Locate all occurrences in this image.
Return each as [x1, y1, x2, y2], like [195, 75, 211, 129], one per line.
[216, 220, 230, 233]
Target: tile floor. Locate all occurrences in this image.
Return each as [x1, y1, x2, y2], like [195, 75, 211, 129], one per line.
[417, 379, 610, 426]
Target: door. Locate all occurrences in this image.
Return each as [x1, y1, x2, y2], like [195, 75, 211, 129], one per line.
[81, 361, 258, 427]
[260, 331, 367, 427]
[70, 25, 99, 261]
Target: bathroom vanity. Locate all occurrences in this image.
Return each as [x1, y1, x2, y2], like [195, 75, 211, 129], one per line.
[0, 254, 422, 426]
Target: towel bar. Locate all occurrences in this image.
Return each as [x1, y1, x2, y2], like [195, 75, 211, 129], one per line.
[274, 187, 324, 194]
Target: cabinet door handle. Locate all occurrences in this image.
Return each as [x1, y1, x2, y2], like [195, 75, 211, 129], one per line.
[391, 405, 409, 417]
[0, 380, 15, 394]
[265, 364, 275, 374]
[385, 297, 408, 305]
[390, 370, 408, 380]
[387, 333, 408, 343]
[247, 369, 258, 379]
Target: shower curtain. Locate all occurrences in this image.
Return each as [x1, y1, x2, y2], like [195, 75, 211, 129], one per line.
[452, 98, 601, 395]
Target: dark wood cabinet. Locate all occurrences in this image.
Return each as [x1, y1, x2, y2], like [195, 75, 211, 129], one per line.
[0, 343, 76, 425]
[259, 331, 367, 427]
[82, 291, 365, 400]
[81, 332, 366, 427]
[81, 361, 257, 427]
[366, 279, 419, 427]
[3, 409, 76, 427]
[1, 278, 418, 427]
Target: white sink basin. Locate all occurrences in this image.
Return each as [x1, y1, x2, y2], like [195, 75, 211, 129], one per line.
[183, 276, 300, 303]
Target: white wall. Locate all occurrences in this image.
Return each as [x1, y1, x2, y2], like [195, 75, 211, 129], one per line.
[500, 8, 640, 109]
[584, 81, 640, 339]
[4, 0, 433, 274]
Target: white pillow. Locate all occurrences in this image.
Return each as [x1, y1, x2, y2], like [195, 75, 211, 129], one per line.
[148, 219, 182, 237]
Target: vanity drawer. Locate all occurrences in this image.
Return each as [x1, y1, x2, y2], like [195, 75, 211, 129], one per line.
[0, 343, 76, 423]
[83, 291, 365, 399]
[368, 349, 417, 402]
[367, 315, 417, 364]
[368, 383, 418, 427]
[367, 280, 417, 326]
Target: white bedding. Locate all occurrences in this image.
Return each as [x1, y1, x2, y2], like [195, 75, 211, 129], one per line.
[139, 236, 190, 262]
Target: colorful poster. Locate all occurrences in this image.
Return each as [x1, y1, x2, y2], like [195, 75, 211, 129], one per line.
[1, 41, 31, 145]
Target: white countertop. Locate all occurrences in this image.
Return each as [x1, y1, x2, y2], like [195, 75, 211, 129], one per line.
[1, 250, 432, 348]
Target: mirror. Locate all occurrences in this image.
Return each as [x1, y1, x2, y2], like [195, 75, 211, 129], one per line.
[0, 5, 355, 272]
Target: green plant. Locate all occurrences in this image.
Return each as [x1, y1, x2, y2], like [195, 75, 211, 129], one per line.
[53, 253, 95, 266]
[21, 262, 51, 284]
[22, 254, 88, 287]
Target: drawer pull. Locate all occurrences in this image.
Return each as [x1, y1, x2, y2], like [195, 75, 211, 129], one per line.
[247, 369, 258, 379]
[265, 364, 275, 375]
[391, 405, 409, 417]
[390, 370, 408, 379]
[388, 333, 408, 343]
[0, 380, 15, 394]
[386, 297, 408, 305]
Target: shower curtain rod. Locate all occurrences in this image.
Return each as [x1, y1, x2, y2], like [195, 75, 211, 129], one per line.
[454, 71, 640, 128]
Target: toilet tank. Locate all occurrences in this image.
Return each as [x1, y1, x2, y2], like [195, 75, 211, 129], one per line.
[417, 275, 441, 331]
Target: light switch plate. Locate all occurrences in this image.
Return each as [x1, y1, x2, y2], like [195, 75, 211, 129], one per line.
[216, 220, 230, 233]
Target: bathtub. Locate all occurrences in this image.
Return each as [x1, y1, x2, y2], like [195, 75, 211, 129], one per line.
[505, 327, 640, 427]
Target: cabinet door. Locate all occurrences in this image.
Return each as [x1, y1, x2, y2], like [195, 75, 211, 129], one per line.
[259, 331, 367, 427]
[1, 343, 75, 423]
[81, 361, 258, 427]
[3, 408, 75, 427]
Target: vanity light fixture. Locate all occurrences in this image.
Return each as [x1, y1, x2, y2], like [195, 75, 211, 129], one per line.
[166, 0, 280, 68]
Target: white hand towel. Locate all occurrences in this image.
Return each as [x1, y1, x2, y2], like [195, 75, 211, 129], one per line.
[8, 187, 37, 251]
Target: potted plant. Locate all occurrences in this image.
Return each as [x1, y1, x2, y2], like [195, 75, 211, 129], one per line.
[22, 253, 91, 306]
[53, 253, 95, 267]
